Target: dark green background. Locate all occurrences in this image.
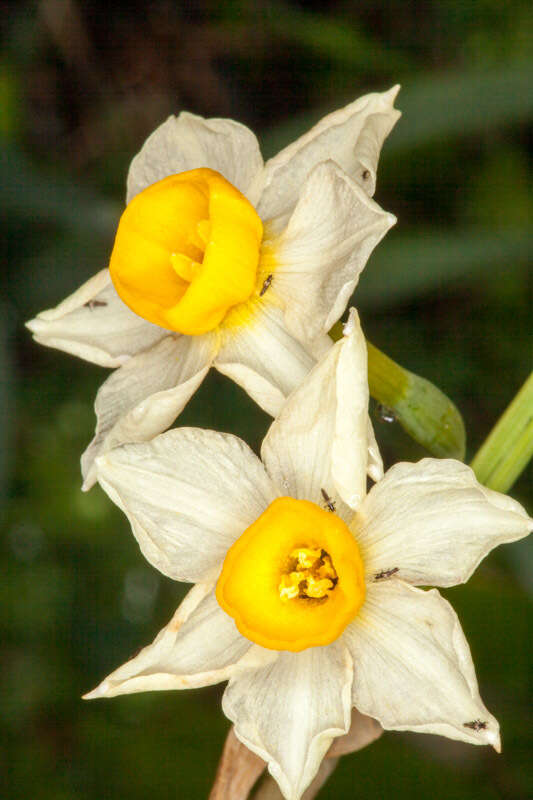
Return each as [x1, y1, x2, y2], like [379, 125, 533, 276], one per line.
[2, 1, 531, 798]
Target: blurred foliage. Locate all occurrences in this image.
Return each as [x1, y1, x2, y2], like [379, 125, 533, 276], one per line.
[2, 1, 531, 798]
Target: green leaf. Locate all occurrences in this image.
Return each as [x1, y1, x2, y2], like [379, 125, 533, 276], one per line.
[471, 372, 533, 493]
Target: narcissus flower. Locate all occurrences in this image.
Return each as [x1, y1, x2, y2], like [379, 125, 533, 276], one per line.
[85, 310, 531, 800]
[26, 87, 399, 488]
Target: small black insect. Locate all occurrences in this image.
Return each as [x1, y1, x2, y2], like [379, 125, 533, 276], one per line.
[463, 720, 487, 731]
[374, 567, 399, 580]
[84, 299, 108, 309]
[361, 169, 371, 181]
[321, 488, 336, 512]
[260, 274, 273, 296]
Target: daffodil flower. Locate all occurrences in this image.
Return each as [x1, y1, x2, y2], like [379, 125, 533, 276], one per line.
[26, 87, 399, 489]
[85, 310, 531, 800]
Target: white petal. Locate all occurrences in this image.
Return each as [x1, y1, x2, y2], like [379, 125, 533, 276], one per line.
[293, 332, 383, 487]
[261, 309, 369, 512]
[26, 269, 166, 367]
[214, 301, 315, 418]
[366, 417, 384, 482]
[84, 585, 264, 698]
[81, 333, 214, 489]
[270, 161, 396, 343]
[343, 581, 500, 750]
[96, 428, 279, 582]
[355, 458, 532, 587]
[223, 643, 353, 800]
[127, 113, 263, 203]
[253, 86, 401, 224]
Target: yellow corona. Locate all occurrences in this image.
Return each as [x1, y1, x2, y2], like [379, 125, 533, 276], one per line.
[216, 497, 366, 651]
[109, 168, 263, 336]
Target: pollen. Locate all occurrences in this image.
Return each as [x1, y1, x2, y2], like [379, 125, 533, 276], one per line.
[216, 496, 366, 652]
[109, 168, 263, 336]
[279, 548, 337, 601]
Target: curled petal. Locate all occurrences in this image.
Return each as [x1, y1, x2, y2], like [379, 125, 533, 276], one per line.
[214, 302, 315, 418]
[355, 458, 532, 587]
[81, 334, 215, 489]
[127, 113, 263, 203]
[96, 428, 279, 582]
[26, 269, 166, 367]
[261, 309, 369, 513]
[270, 161, 396, 343]
[84, 585, 271, 698]
[343, 581, 500, 750]
[223, 643, 353, 800]
[253, 85, 400, 225]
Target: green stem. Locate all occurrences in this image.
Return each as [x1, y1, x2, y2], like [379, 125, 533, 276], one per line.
[470, 372, 533, 493]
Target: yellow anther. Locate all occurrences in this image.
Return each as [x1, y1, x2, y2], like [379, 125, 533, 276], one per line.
[279, 547, 338, 602]
[170, 253, 202, 283]
[293, 548, 322, 570]
[305, 576, 334, 598]
[279, 575, 301, 601]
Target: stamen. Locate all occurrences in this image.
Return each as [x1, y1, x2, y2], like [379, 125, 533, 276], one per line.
[305, 575, 335, 598]
[293, 547, 322, 569]
[279, 547, 338, 602]
[170, 252, 202, 282]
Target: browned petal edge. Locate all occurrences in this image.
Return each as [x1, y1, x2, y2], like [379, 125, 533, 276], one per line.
[209, 710, 383, 799]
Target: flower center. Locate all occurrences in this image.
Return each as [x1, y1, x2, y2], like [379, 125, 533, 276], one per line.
[109, 168, 263, 336]
[279, 547, 338, 601]
[216, 497, 365, 652]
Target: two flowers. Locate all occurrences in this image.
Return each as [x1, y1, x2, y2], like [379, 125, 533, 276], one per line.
[28, 87, 532, 800]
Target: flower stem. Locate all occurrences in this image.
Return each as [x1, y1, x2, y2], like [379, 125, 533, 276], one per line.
[470, 372, 533, 493]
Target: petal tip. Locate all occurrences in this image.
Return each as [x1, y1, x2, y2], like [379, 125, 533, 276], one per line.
[83, 680, 110, 700]
[342, 308, 360, 337]
[490, 730, 502, 754]
[81, 471, 97, 492]
[386, 84, 401, 102]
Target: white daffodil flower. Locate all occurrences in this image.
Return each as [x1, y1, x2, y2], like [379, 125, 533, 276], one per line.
[26, 87, 400, 489]
[85, 310, 532, 800]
